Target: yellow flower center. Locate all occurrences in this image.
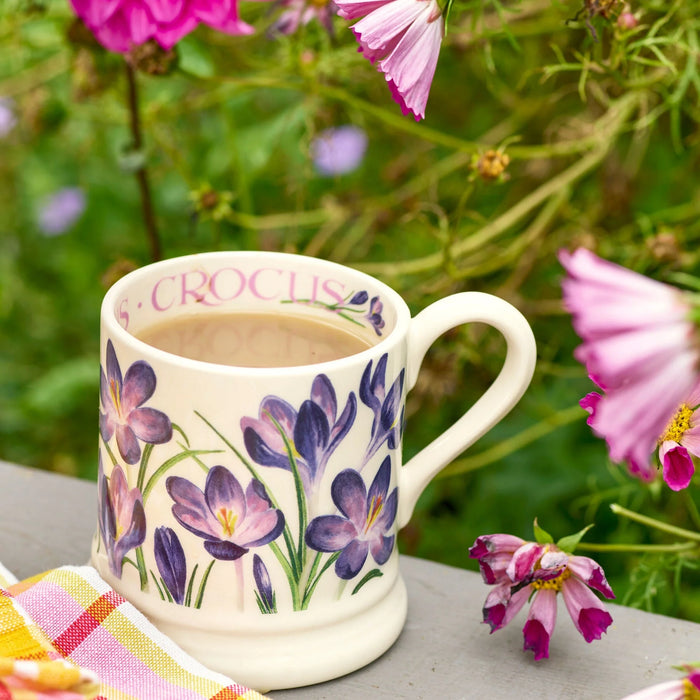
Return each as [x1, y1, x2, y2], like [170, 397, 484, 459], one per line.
[365, 495, 384, 532]
[660, 404, 694, 444]
[217, 508, 238, 537]
[682, 677, 700, 699]
[109, 379, 123, 418]
[531, 569, 571, 592]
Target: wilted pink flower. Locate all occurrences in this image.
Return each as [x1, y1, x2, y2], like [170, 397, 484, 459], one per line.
[334, 0, 444, 121]
[0, 97, 16, 138]
[37, 187, 86, 236]
[69, 0, 254, 54]
[311, 125, 368, 175]
[617, 12, 639, 30]
[621, 668, 700, 699]
[269, 0, 336, 36]
[470, 535, 615, 660]
[560, 248, 700, 484]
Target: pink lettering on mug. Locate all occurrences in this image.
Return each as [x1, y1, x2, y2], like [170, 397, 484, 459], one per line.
[118, 298, 130, 329]
[152, 275, 176, 311]
[181, 270, 217, 306]
[249, 268, 283, 300]
[210, 267, 246, 302]
[322, 278, 346, 306]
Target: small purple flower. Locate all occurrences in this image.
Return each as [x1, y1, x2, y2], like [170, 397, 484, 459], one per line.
[269, 0, 337, 36]
[98, 459, 146, 577]
[154, 526, 187, 604]
[311, 125, 368, 176]
[0, 98, 16, 138]
[37, 187, 86, 236]
[166, 466, 285, 561]
[100, 339, 173, 464]
[359, 353, 404, 464]
[242, 374, 356, 495]
[253, 554, 276, 613]
[305, 455, 398, 579]
[365, 296, 385, 335]
[348, 290, 369, 306]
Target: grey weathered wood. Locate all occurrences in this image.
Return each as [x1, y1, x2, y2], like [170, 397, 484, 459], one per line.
[0, 460, 697, 699]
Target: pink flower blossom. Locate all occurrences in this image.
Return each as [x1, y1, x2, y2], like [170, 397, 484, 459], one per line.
[470, 535, 615, 660]
[311, 125, 368, 176]
[560, 248, 700, 485]
[621, 669, 700, 699]
[269, 0, 337, 36]
[334, 0, 444, 121]
[69, 0, 254, 54]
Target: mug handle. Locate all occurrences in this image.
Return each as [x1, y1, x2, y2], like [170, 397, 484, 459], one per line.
[397, 292, 537, 528]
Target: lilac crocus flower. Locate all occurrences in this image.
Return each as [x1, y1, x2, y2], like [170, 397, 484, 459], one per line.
[269, 0, 336, 36]
[154, 526, 187, 604]
[305, 455, 398, 579]
[359, 353, 404, 464]
[0, 98, 16, 138]
[98, 460, 146, 577]
[37, 187, 86, 236]
[335, 0, 444, 120]
[311, 125, 368, 176]
[242, 374, 356, 496]
[365, 296, 385, 335]
[560, 248, 699, 486]
[253, 554, 276, 613]
[469, 535, 615, 661]
[166, 466, 284, 561]
[622, 669, 700, 699]
[100, 339, 173, 464]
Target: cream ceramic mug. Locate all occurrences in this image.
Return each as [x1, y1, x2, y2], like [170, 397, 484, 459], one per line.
[92, 251, 536, 691]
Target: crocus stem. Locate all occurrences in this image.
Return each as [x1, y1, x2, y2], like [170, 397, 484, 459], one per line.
[135, 546, 148, 590]
[125, 62, 161, 262]
[610, 503, 700, 542]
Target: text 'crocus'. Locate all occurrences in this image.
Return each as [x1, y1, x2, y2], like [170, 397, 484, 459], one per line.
[334, 0, 445, 120]
[469, 522, 614, 660]
[560, 248, 700, 490]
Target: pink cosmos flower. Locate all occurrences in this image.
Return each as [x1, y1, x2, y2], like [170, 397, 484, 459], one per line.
[560, 248, 700, 485]
[334, 0, 444, 121]
[470, 534, 615, 661]
[621, 669, 700, 699]
[69, 0, 254, 54]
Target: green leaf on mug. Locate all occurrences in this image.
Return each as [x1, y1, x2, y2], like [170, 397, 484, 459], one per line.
[352, 569, 383, 595]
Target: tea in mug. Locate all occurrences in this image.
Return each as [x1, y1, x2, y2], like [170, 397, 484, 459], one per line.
[136, 311, 374, 368]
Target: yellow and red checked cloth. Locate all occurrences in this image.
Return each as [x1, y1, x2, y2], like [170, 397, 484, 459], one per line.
[0, 562, 269, 700]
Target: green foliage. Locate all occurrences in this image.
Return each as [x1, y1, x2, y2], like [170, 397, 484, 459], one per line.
[1, 0, 700, 620]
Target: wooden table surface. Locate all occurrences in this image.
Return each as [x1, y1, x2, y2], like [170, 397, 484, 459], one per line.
[0, 460, 697, 699]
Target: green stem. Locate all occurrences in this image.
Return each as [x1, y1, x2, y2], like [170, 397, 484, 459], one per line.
[269, 542, 301, 609]
[194, 560, 216, 609]
[610, 503, 700, 543]
[576, 542, 698, 553]
[135, 546, 148, 590]
[142, 448, 219, 501]
[137, 443, 153, 492]
[302, 552, 340, 610]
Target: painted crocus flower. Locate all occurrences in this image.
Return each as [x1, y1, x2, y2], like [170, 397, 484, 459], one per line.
[560, 248, 700, 484]
[98, 460, 146, 577]
[305, 455, 398, 579]
[253, 554, 276, 613]
[365, 296, 385, 335]
[154, 526, 187, 604]
[166, 466, 284, 560]
[269, 0, 336, 36]
[655, 380, 700, 491]
[242, 374, 356, 496]
[621, 668, 700, 699]
[469, 535, 615, 661]
[359, 353, 404, 464]
[0, 97, 16, 138]
[37, 187, 86, 236]
[69, 0, 255, 54]
[311, 125, 368, 176]
[335, 0, 445, 120]
[100, 339, 173, 465]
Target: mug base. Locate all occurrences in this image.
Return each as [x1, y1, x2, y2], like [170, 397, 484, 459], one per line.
[92, 550, 408, 692]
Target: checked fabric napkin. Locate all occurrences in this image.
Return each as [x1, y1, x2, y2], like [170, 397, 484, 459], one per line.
[0, 562, 269, 700]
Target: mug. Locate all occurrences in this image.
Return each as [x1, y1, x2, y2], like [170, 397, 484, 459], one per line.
[92, 251, 536, 691]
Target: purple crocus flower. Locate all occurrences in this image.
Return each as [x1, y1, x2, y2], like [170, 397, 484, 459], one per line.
[253, 554, 276, 613]
[98, 460, 146, 577]
[359, 353, 404, 464]
[0, 98, 16, 138]
[311, 125, 368, 176]
[100, 339, 173, 464]
[305, 455, 398, 579]
[269, 0, 337, 36]
[365, 296, 385, 335]
[37, 187, 86, 236]
[154, 526, 187, 604]
[349, 290, 369, 305]
[242, 374, 357, 496]
[166, 466, 284, 561]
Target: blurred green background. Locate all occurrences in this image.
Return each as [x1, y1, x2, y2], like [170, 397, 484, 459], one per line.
[1, 0, 699, 621]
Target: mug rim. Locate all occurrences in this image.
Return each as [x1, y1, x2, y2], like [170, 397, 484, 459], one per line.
[101, 250, 410, 376]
